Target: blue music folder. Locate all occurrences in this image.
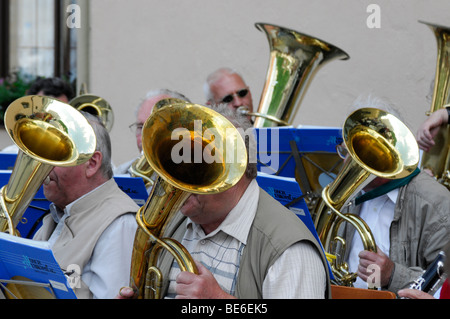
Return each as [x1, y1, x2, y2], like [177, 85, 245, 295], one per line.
[256, 172, 317, 238]
[114, 175, 149, 206]
[254, 126, 342, 177]
[0, 153, 17, 171]
[0, 232, 77, 299]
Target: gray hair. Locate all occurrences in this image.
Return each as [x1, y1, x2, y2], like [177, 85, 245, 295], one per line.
[135, 89, 191, 116]
[350, 94, 407, 124]
[203, 67, 241, 102]
[81, 111, 113, 179]
[207, 103, 258, 180]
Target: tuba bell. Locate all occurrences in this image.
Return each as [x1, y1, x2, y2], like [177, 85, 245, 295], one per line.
[0, 96, 96, 236]
[241, 22, 349, 128]
[418, 21, 450, 190]
[129, 102, 247, 299]
[312, 108, 419, 286]
[69, 84, 114, 132]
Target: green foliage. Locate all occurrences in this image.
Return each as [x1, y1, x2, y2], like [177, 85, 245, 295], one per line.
[0, 72, 33, 126]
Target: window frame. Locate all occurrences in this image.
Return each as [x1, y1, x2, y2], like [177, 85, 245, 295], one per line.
[0, 0, 75, 80]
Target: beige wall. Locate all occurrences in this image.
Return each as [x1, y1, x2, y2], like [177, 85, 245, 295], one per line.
[2, 0, 449, 167]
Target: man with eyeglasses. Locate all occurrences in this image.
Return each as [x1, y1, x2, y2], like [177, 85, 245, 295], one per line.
[204, 67, 254, 117]
[113, 89, 190, 176]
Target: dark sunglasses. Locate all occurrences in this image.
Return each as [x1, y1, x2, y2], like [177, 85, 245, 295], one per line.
[221, 88, 249, 103]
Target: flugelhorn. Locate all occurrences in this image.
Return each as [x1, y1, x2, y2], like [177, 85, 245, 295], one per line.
[129, 102, 247, 299]
[419, 21, 450, 190]
[69, 84, 114, 132]
[241, 23, 349, 128]
[313, 108, 419, 286]
[0, 96, 96, 235]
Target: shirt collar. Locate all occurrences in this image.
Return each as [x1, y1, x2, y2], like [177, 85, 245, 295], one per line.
[49, 180, 111, 223]
[186, 179, 259, 245]
[359, 186, 399, 204]
[386, 187, 399, 204]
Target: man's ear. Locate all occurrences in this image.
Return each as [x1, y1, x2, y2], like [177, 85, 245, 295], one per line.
[85, 151, 103, 178]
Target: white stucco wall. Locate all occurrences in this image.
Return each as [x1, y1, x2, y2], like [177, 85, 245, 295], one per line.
[1, 0, 449, 167]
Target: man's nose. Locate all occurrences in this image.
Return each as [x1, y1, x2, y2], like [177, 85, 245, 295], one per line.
[230, 95, 245, 107]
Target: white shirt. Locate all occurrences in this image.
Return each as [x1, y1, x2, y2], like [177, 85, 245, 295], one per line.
[347, 189, 397, 288]
[347, 188, 443, 297]
[166, 179, 326, 298]
[82, 214, 136, 299]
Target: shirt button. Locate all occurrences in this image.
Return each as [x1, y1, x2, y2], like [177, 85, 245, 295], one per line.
[200, 240, 206, 245]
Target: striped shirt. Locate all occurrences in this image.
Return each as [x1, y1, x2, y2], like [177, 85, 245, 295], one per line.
[166, 179, 326, 298]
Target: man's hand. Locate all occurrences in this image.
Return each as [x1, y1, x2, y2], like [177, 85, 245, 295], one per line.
[175, 261, 236, 299]
[357, 248, 394, 288]
[417, 108, 448, 152]
[115, 286, 137, 299]
[398, 288, 436, 299]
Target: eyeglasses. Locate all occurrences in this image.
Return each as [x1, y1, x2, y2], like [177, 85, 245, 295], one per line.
[129, 122, 143, 134]
[221, 88, 249, 104]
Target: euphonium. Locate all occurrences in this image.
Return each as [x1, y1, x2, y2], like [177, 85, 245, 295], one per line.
[128, 98, 188, 188]
[128, 155, 155, 187]
[69, 85, 114, 132]
[419, 21, 450, 190]
[313, 108, 419, 286]
[129, 102, 247, 299]
[241, 23, 349, 127]
[0, 96, 96, 236]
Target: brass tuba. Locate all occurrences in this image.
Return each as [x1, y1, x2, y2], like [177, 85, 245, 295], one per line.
[129, 102, 247, 299]
[418, 21, 450, 190]
[247, 23, 349, 212]
[312, 108, 419, 286]
[69, 84, 114, 132]
[241, 22, 349, 128]
[0, 96, 96, 236]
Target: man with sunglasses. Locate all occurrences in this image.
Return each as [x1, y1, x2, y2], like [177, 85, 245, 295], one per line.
[204, 67, 254, 116]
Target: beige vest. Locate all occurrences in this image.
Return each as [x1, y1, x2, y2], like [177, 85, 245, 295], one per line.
[157, 188, 331, 298]
[33, 178, 139, 298]
[235, 189, 331, 298]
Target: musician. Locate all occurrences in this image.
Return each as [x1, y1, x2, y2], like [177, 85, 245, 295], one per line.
[118, 104, 330, 299]
[416, 107, 450, 152]
[27, 77, 74, 103]
[33, 112, 139, 299]
[341, 96, 450, 295]
[204, 67, 254, 114]
[113, 89, 190, 176]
